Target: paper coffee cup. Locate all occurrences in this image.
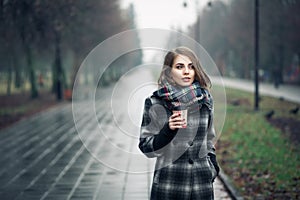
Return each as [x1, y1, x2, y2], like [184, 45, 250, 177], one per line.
[173, 109, 187, 128]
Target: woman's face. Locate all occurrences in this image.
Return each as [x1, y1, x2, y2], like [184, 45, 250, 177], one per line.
[171, 54, 195, 87]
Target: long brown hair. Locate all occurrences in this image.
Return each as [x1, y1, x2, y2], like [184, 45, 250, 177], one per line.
[158, 46, 212, 89]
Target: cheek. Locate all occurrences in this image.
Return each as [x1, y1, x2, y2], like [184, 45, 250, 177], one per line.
[191, 70, 196, 79]
[171, 69, 180, 78]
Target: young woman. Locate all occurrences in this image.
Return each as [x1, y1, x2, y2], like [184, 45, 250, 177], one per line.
[139, 46, 220, 200]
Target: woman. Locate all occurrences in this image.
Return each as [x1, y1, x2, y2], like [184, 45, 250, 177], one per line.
[139, 46, 220, 200]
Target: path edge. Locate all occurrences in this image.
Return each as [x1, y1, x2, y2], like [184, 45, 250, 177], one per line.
[218, 167, 244, 200]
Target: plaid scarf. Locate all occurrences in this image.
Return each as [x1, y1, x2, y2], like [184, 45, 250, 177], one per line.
[153, 82, 213, 110]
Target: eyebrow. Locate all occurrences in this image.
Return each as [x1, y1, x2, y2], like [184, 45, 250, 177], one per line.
[175, 63, 193, 65]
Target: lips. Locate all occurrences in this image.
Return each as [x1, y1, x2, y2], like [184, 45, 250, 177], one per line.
[182, 77, 191, 82]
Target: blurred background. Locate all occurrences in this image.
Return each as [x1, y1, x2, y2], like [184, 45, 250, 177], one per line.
[1, 0, 299, 100]
[1, 0, 299, 127]
[0, 0, 299, 199]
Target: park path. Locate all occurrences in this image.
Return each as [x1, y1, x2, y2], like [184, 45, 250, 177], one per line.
[0, 67, 231, 200]
[212, 76, 300, 104]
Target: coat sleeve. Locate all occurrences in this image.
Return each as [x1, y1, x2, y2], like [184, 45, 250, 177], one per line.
[139, 97, 178, 158]
[207, 104, 220, 175]
[207, 107, 216, 155]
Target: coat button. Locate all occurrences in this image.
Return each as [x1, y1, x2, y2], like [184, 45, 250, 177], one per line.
[188, 141, 193, 146]
[188, 158, 194, 164]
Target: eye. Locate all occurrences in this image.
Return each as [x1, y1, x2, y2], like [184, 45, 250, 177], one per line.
[188, 65, 195, 70]
[175, 64, 184, 69]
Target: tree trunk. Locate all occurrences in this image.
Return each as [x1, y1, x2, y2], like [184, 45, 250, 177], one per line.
[71, 54, 81, 90]
[54, 31, 63, 100]
[22, 42, 38, 98]
[14, 56, 22, 89]
[26, 46, 38, 98]
[6, 66, 12, 96]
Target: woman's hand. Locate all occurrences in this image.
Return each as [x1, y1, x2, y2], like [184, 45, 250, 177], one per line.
[169, 112, 186, 130]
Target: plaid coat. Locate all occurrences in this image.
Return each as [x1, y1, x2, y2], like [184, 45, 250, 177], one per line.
[139, 95, 218, 200]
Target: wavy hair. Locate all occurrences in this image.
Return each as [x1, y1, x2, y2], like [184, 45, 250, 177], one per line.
[158, 46, 211, 89]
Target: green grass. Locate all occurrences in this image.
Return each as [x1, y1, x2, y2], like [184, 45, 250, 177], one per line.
[0, 76, 52, 95]
[218, 87, 300, 199]
[0, 106, 29, 115]
[0, 81, 31, 95]
[0, 100, 49, 121]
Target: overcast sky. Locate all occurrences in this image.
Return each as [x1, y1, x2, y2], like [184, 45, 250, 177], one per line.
[119, 0, 230, 62]
[120, 0, 207, 31]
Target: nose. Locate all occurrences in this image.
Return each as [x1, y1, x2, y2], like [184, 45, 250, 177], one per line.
[183, 66, 190, 74]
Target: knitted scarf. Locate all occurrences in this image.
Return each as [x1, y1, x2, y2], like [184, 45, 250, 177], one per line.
[153, 82, 213, 110]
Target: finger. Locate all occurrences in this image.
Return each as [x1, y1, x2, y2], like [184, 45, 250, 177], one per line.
[170, 113, 183, 121]
[169, 123, 182, 130]
[170, 112, 181, 119]
[169, 120, 185, 129]
[170, 117, 184, 123]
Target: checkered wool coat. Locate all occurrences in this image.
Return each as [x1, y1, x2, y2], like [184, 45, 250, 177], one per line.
[139, 95, 218, 200]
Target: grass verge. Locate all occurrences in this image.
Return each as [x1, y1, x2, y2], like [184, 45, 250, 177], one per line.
[0, 91, 59, 130]
[217, 87, 300, 199]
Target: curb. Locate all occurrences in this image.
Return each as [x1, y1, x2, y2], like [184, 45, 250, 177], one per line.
[218, 168, 244, 200]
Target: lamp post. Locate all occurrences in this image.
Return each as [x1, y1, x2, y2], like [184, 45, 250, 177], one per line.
[254, 0, 259, 110]
[183, 0, 200, 43]
[184, 0, 212, 44]
[195, 15, 200, 43]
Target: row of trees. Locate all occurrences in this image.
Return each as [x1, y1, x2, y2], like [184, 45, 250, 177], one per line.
[191, 0, 300, 85]
[0, 0, 141, 98]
